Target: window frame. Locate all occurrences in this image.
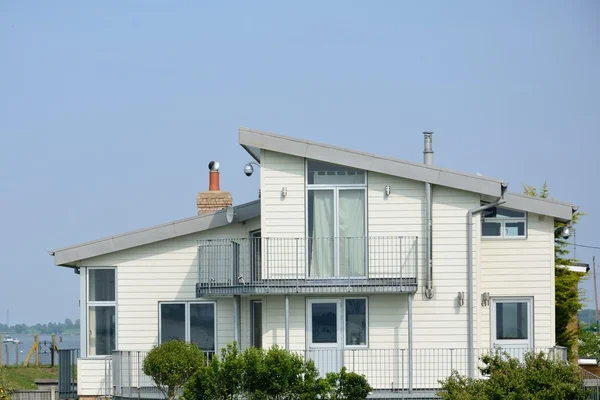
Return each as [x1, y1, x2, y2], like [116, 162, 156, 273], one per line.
[344, 297, 369, 349]
[490, 296, 534, 348]
[481, 206, 528, 240]
[305, 159, 369, 278]
[158, 301, 217, 351]
[250, 300, 263, 349]
[86, 267, 117, 358]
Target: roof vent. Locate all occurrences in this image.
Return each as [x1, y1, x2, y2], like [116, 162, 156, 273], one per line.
[423, 132, 434, 165]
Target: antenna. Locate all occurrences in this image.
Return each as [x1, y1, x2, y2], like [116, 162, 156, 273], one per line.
[226, 206, 236, 224]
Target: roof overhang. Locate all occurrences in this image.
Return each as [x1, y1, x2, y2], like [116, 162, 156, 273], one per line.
[240, 127, 505, 198]
[558, 263, 590, 274]
[50, 200, 261, 267]
[239, 127, 577, 222]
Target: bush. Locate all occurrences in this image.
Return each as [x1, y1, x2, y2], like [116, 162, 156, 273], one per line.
[326, 367, 372, 400]
[0, 368, 13, 400]
[438, 350, 587, 400]
[143, 340, 205, 400]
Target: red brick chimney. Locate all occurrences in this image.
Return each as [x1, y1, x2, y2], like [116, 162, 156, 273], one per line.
[196, 161, 233, 214]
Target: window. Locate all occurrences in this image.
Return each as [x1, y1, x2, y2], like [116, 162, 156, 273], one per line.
[88, 268, 116, 356]
[491, 297, 533, 349]
[250, 300, 263, 349]
[306, 160, 367, 278]
[345, 298, 367, 346]
[159, 302, 216, 351]
[482, 206, 527, 238]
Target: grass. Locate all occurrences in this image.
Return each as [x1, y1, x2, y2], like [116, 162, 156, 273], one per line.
[1, 366, 58, 390]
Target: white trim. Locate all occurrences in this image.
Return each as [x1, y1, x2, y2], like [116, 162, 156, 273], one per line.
[79, 267, 88, 357]
[85, 267, 117, 358]
[490, 297, 534, 349]
[343, 297, 369, 349]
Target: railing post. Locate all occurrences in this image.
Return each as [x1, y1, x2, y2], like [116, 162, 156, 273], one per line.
[296, 238, 300, 292]
[408, 293, 413, 393]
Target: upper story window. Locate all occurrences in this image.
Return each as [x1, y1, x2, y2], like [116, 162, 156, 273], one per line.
[307, 160, 366, 185]
[88, 268, 116, 356]
[482, 206, 527, 238]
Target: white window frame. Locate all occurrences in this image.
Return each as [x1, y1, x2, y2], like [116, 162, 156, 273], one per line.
[490, 297, 533, 349]
[86, 267, 117, 358]
[305, 160, 369, 278]
[482, 206, 528, 239]
[344, 297, 369, 349]
[250, 300, 263, 349]
[158, 301, 217, 351]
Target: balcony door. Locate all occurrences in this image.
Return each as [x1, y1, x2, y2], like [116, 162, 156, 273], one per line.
[491, 297, 533, 359]
[306, 160, 367, 278]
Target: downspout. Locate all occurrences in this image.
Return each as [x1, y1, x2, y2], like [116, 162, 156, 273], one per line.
[466, 183, 508, 377]
[423, 133, 434, 299]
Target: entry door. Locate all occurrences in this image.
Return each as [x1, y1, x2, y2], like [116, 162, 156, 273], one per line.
[307, 299, 343, 376]
[491, 297, 533, 360]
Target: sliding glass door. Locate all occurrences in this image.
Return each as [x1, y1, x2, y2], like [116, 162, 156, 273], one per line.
[306, 160, 367, 278]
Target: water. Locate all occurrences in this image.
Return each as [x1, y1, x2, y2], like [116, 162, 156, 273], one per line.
[1, 334, 80, 365]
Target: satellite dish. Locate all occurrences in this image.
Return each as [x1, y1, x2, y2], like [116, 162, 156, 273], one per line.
[226, 206, 235, 223]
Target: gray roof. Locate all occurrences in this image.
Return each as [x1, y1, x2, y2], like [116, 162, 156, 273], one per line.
[51, 200, 260, 267]
[239, 127, 576, 222]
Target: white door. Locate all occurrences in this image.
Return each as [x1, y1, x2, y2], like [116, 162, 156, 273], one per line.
[490, 297, 533, 360]
[307, 299, 343, 376]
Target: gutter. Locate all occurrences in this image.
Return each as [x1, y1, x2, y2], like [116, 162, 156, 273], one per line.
[466, 182, 508, 377]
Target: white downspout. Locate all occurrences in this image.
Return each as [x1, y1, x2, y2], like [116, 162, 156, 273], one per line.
[466, 183, 507, 377]
[423, 133, 434, 299]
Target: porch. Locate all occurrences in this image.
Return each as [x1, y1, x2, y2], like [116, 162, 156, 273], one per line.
[103, 347, 567, 400]
[196, 236, 419, 296]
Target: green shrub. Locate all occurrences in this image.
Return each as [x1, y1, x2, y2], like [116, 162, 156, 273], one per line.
[142, 340, 205, 400]
[0, 368, 13, 400]
[325, 367, 372, 400]
[438, 350, 587, 400]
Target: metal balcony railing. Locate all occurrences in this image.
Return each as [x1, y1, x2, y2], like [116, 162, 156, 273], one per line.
[109, 347, 567, 399]
[196, 236, 418, 296]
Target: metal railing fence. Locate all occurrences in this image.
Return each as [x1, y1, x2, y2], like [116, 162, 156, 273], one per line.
[197, 236, 419, 295]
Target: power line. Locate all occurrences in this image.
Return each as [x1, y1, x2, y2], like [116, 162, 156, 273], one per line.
[566, 243, 600, 251]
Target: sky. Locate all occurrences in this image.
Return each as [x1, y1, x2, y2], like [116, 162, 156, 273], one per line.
[0, 1, 598, 325]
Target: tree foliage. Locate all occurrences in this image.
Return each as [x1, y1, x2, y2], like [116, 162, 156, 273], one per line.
[0, 368, 14, 400]
[578, 323, 600, 363]
[438, 350, 587, 400]
[143, 340, 205, 400]
[524, 182, 586, 356]
[326, 367, 373, 400]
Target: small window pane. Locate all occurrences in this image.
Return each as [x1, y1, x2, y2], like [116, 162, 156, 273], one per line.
[160, 304, 186, 343]
[312, 303, 337, 343]
[251, 301, 263, 349]
[345, 299, 367, 346]
[496, 302, 528, 340]
[505, 222, 525, 237]
[89, 269, 115, 302]
[482, 222, 502, 236]
[89, 306, 115, 356]
[307, 160, 365, 185]
[190, 303, 215, 351]
[496, 208, 525, 219]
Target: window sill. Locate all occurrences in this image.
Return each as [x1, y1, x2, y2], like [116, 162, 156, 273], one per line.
[482, 236, 528, 241]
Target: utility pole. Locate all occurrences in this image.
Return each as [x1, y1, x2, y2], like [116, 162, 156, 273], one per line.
[594, 256, 599, 330]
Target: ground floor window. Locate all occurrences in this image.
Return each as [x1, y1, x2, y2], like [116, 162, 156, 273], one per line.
[87, 267, 116, 356]
[159, 302, 216, 351]
[250, 300, 263, 349]
[491, 297, 533, 348]
[307, 297, 368, 348]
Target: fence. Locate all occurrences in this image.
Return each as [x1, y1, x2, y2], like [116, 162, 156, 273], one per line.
[580, 367, 600, 400]
[110, 347, 566, 398]
[58, 349, 79, 400]
[197, 236, 419, 295]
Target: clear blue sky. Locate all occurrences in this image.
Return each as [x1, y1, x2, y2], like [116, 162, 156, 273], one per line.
[1, 1, 598, 325]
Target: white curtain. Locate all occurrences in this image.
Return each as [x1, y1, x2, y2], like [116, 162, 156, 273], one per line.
[309, 190, 334, 277]
[339, 190, 365, 276]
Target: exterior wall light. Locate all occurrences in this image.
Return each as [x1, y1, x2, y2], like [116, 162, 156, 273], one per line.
[281, 187, 288, 198]
[481, 292, 491, 307]
[385, 185, 391, 197]
[458, 292, 465, 306]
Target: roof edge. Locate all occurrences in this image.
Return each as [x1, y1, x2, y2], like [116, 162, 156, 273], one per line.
[51, 200, 261, 267]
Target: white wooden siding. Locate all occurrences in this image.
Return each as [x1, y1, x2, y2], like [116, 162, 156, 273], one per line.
[81, 217, 260, 351]
[77, 358, 110, 396]
[479, 213, 555, 347]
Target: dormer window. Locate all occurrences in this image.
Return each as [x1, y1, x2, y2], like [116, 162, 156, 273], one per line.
[482, 206, 527, 238]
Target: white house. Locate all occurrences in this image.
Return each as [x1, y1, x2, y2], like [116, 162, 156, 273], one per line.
[51, 128, 576, 399]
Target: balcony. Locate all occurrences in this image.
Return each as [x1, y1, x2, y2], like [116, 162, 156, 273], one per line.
[196, 236, 418, 296]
